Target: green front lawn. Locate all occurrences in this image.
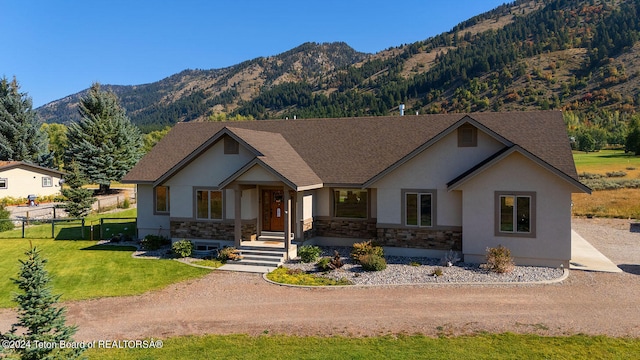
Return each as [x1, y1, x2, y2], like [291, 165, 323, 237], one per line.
[0, 209, 211, 308]
[85, 333, 640, 359]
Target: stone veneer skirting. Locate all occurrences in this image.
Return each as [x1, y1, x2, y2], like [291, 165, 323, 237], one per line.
[302, 218, 315, 240]
[376, 227, 462, 251]
[314, 218, 377, 239]
[171, 220, 257, 241]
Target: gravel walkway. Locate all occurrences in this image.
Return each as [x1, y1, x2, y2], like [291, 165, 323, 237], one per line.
[0, 218, 638, 341]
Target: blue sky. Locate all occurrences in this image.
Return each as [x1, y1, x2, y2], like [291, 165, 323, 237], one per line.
[2, 1, 507, 108]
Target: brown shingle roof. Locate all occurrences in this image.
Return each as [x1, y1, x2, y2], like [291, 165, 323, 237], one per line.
[122, 111, 579, 187]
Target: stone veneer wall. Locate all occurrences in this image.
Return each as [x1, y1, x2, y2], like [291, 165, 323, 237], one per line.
[314, 218, 377, 239]
[376, 227, 462, 251]
[302, 218, 315, 240]
[171, 220, 257, 241]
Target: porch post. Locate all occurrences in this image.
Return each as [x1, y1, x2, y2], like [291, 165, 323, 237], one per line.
[284, 187, 291, 260]
[234, 185, 242, 248]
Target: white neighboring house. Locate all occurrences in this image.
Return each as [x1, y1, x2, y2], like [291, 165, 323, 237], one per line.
[0, 161, 65, 202]
[123, 111, 591, 268]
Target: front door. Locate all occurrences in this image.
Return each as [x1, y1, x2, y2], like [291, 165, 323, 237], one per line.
[262, 190, 284, 232]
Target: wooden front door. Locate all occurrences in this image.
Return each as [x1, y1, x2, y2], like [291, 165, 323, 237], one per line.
[262, 190, 284, 232]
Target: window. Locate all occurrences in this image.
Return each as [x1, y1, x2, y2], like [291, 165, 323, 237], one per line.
[458, 124, 477, 147]
[42, 177, 53, 187]
[224, 136, 239, 154]
[0, 178, 6, 189]
[333, 189, 367, 218]
[405, 191, 434, 227]
[155, 186, 170, 213]
[196, 190, 223, 220]
[496, 192, 536, 237]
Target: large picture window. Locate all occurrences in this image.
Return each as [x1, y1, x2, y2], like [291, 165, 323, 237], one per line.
[155, 186, 170, 213]
[405, 192, 433, 227]
[333, 189, 367, 218]
[496, 192, 536, 236]
[196, 189, 223, 220]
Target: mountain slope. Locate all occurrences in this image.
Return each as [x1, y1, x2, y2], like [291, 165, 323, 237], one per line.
[38, 0, 640, 137]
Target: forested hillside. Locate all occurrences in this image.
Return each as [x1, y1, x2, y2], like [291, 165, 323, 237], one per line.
[37, 0, 640, 146]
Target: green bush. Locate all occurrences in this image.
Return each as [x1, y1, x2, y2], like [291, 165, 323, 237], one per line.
[484, 245, 515, 273]
[316, 257, 331, 271]
[172, 239, 193, 258]
[121, 197, 131, 209]
[359, 254, 387, 272]
[351, 240, 384, 264]
[218, 246, 242, 261]
[606, 171, 627, 178]
[0, 204, 13, 232]
[298, 245, 322, 263]
[140, 234, 170, 250]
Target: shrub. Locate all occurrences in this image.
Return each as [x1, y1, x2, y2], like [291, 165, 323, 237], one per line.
[432, 267, 444, 277]
[330, 250, 344, 269]
[351, 240, 384, 264]
[121, 197, 131, 209]
[578, 172, 604, 180]
[172, 239, 193, 258]
[484, 245, 515, 273]
[298, 245, 322, 263]
[140, 234, 170, 250]
[441, 250, 461, 267]
[218, 246, 242, 261]
[316, 257, 331, 271]
[0, 204, 14, 232]
[606, 171, 627, 178]
[359, 254, 387, 271]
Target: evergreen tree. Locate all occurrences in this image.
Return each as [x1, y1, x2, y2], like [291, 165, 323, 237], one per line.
[625, 117, 640, 155]
[0, 245, 83, 360]
[0, 76, 53, 167]
[60, 162, 95, 218]
[65, 83, 143, 193]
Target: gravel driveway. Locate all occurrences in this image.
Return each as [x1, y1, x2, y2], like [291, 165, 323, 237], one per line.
[1, 218, 638, 341]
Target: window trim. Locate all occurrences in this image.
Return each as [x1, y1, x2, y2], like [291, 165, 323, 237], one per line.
[457, 124, 478, 147]
[154, 185, 170, 215]
[0, 178, 7, 189]
[401, 189, 437, 227]
[331, 188, 369, 219]
[194, 188, 224, 221]
[42, 176, 53, 187]
[494, 191, 536, 238]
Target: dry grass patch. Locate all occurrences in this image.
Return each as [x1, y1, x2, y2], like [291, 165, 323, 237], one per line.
[572, 188, 640, 218]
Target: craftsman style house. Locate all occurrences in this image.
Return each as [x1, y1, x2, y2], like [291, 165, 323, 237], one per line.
[123, 111, 590, 267]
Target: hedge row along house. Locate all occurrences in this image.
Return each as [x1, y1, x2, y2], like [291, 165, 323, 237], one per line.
[122, 111, 590, 269]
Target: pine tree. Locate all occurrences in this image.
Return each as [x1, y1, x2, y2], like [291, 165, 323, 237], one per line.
[60, 162, 95, 218]
[64, 83, 143, 193]
[0, 245, 83, 360]
[0, 76, 53, 167]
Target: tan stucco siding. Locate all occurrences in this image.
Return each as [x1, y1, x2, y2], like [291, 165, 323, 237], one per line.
[235, 164, 280, 183]
[136, 184, 171, 238]
[303, 193, 313, 220]
[165, 140, 254, 187]
[374, 129, 504, 226]
[0, 167, 63, 199]
[316, 187, 331, 217]
[457, 152, 574, 267]
[164, 140, 254, 219]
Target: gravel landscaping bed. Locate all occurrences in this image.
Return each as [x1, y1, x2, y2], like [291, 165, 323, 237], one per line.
[284, 246, 564, 285]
